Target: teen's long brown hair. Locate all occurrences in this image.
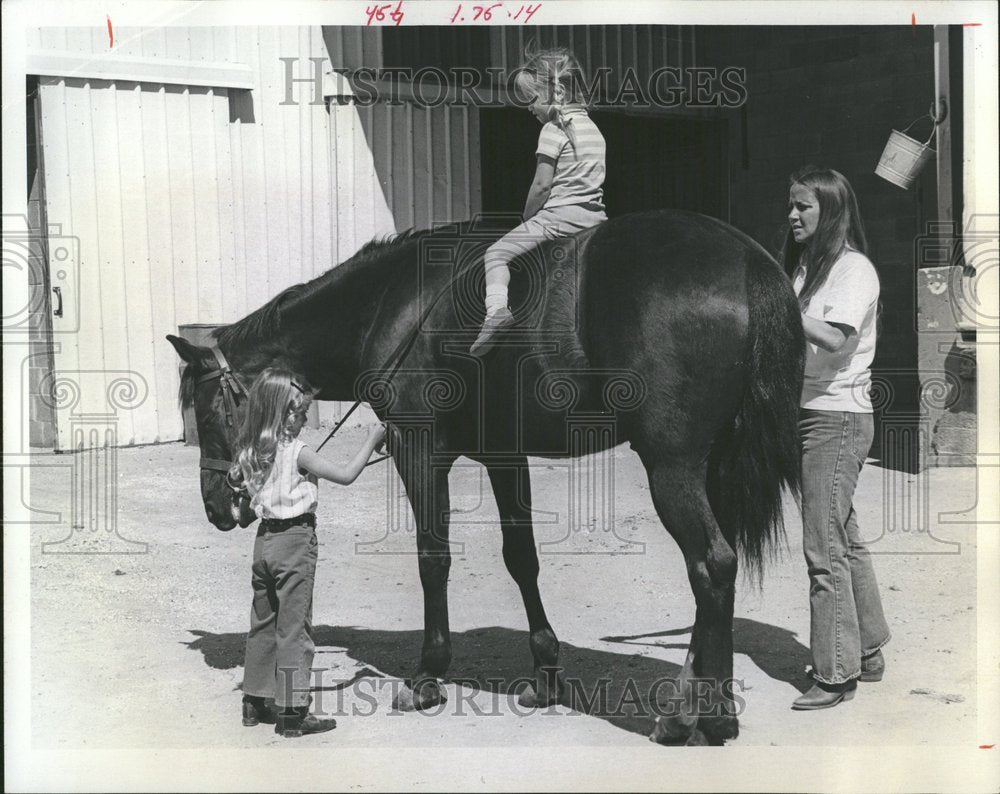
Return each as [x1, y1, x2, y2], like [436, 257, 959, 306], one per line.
[781, 167, 869, 310]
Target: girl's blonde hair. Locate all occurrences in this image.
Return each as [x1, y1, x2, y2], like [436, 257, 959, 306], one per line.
[780, 166, 869, 311]
[229, 368, 313, 494]
[515, 42, 587, 152]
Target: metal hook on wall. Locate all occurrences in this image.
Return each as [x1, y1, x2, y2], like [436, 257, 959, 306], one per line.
[929, 97, 948, 125]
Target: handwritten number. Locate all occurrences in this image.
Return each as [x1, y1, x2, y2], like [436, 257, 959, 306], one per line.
[366, 2, 404, 25]
[449, 1, 539, 24]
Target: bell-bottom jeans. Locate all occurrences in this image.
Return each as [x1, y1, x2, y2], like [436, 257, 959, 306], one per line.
[800, 409, 891, 685]
[242, 523, 318, 708]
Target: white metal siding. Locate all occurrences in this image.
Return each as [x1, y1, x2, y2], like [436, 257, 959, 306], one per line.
[30, 25, 482, 448]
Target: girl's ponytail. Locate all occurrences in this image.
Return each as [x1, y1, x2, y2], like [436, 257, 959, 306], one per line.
[520, 42, 586, 155]
[555, 107, 577, 155]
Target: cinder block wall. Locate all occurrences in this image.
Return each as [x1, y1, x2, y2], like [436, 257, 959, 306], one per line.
[700, 25, 941, 470]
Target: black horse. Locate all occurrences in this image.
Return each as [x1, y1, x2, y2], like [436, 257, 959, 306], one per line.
[168, 210, 804, 745]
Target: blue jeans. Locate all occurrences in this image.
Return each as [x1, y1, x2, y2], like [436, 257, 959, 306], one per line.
[800, 410, 890, 684]
[242, 523, 318, 707]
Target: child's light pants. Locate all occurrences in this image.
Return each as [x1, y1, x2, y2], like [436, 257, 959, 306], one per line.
[483, 203, 607, 289]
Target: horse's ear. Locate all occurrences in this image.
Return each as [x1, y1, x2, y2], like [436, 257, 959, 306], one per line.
[166, 334, 213, 368]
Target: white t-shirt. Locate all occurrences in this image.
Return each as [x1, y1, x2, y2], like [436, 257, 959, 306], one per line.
[793, 250, 880, 412]
[248, 437, 319, 519]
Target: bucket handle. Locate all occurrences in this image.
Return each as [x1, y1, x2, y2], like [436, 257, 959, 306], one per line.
[901, 102, 944, 146]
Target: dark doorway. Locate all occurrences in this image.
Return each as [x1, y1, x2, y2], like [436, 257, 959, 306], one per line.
[26, 75, 57, 448]
[479, 108, 729, 221]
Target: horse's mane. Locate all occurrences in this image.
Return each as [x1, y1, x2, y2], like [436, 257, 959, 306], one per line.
[178, 228, 438, 408]
[215, 228, 432, 349]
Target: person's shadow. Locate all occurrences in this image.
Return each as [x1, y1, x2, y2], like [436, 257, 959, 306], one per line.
[185, 618, 810, 739]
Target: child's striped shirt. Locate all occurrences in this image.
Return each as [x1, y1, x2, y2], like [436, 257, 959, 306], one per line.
[536, 107, 606, 210]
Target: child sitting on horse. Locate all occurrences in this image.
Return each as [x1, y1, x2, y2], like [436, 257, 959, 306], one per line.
[470, 44, 608, 355]
[230, 368, 386, 737]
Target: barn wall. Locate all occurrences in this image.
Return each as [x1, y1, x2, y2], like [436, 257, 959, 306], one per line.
[698, 25, 941, 470]
[490, 24, 698, 89]
[27, 26, 405, 446]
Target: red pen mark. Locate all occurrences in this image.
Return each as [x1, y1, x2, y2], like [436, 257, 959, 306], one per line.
[980, 744, 995, 749]
[107, 15, 113, 48]
[964, 22, 982, 26]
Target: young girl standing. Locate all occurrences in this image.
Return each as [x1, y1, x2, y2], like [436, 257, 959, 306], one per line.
[782, 167, 890, 711]
[470, 44, 607, 355]
[231, 368, 386, 737]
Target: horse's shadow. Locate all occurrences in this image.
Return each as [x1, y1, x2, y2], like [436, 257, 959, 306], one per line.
[601, 618, 812, 694]
[185, 618, 809, 738]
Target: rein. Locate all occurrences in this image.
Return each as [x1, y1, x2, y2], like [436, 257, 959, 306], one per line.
[312, 273, 455, 454]
[195, 348, 250, 483]
[198, 249, 464, 483]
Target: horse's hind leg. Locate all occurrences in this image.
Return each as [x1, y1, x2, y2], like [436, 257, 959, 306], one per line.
[486, 458, 562, 708]
[646, 462, 740, 746]
[393, 450, 456, 712]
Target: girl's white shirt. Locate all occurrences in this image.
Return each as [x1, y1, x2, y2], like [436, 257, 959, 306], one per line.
[248, 437, 319, 519]
[793, 249, 880, 412]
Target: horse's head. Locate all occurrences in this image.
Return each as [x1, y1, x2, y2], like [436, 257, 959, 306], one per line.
[167, 334, 256, 531]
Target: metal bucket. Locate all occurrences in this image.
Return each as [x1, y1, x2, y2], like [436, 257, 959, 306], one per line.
[875, 116, 936, 190]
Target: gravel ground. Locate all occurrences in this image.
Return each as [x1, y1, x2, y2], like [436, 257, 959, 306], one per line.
[23, 426, 982, 765]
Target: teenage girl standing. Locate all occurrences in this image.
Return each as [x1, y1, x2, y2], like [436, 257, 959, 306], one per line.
[782, 167, 891, 711]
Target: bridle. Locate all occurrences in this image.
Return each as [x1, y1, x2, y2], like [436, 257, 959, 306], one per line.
[193, 345, 392, 495]
[194, 346, 249, 490]
[192, 269, 458, 494]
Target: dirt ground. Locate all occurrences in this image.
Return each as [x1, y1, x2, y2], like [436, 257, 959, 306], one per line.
[26, 425, 981, 761]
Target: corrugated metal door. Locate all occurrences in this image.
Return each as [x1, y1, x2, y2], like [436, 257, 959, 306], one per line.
[36, 76, 234, 449]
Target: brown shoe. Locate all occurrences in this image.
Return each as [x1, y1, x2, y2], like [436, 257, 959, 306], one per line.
[275, 707, 337, 738]
[470, 307, 514, 356]
[860, 649, 885, 682]
[242, 695, 274, 726]
[791, 680, 857, 711]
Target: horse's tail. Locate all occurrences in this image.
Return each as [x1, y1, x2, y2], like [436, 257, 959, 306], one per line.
[708, 246, 805, 584]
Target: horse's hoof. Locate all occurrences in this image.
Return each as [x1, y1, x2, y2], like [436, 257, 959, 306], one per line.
[684, 728, 711, 746]
[649, 715, 695, 745]
[700, 714, 740, 742]
[392, 680, 448, 712]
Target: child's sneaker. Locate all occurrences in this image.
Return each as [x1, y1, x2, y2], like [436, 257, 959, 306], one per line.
[275, 707, 337, 738]
[470, 307, 514, 355]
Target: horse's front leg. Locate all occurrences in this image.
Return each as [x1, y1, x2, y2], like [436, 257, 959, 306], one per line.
[392, 442, 456, 712]
[486, 459, 563, 708]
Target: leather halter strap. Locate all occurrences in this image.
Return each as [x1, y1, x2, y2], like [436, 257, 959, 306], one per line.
[199, 457, 236, 473]
[193, 346, 248, 488]
[195, 346, 248, 428]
